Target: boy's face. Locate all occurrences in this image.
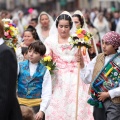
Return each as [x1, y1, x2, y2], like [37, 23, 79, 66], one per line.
[28, 49, 41, 63]
[102, 40, 117, 55]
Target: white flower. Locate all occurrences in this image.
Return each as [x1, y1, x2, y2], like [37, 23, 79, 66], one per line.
[4, 24, 9, 28]
[72, 33, 77, 37]
[2, 18, 12, 23]
[68, 37, 72, 42]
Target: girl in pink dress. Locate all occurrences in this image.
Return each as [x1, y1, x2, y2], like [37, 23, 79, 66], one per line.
[44, 11, 94, 120]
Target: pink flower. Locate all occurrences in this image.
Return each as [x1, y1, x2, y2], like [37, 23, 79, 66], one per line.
[77, 33, 84, 38]
[81, 30, 86, 35]
[4, 32, 9, 36]
[7, 35, 11, 39]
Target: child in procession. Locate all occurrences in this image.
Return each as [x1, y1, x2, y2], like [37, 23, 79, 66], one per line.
[78, 31, 120, 120]
[17, 41, 52, 120]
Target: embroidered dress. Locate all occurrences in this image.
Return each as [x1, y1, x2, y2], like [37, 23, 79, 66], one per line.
[45, 35, 93, 120]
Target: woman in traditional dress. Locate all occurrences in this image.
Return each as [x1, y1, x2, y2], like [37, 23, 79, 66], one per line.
[36, 11, 54, 43]
[72, 10, 98, 60]
[44, 11, 94, 120]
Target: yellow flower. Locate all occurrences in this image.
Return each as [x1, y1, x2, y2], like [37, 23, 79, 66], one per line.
[10, 26, 15, 31]
[84, 36, 89, 42]
[10, 32, 15, 37]
[43, 57, 48, 61]
[43, 56, 52, 61]
[76, 28, 82, 34]
[46, 66, 51, 70]
[47, 56, 52, 61]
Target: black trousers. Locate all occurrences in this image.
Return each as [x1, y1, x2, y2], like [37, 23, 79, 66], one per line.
[93, 106, 107, 120]
[93, 99, 120, 120]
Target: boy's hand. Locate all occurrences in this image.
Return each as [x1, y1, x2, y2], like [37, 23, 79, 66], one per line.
[75, 49, 85, 68]
[35, 111, 44, 120]
[98, 92, 110, 102]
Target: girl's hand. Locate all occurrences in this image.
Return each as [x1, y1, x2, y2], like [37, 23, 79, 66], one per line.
[98, 92, 110, 102]
[75, 48, 85, 68]
[35, 111, 44, 120]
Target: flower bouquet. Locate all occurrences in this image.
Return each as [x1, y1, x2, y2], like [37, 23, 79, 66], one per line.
[68, 28, 92, 49]
[40, 55, 56, 75]
[2, 18, 18, 48]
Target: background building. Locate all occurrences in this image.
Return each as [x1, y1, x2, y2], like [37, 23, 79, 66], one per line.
[0, 0, 120, 12]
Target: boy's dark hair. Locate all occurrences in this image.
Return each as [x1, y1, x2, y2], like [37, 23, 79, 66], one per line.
[28, 41, 46, 56]
[21, 47, 28, 55]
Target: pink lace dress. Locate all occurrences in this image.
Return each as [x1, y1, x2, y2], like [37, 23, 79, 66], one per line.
[44, 35, 94, 120]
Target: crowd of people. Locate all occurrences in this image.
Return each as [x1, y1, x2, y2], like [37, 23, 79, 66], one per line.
[0, 7, 120, 120]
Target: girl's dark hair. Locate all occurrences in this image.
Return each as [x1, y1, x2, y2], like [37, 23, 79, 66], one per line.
[25, 25, 40, 40]
[56, 14, 73, 29]
[72, 14, 84, 28]
[28, 41, 46, 56]
[86, 19, 95, 28]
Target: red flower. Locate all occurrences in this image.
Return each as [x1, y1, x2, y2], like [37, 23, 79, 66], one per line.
[81, 30, 86, 35]
[7, 35, 11, 39]
[8, 23, 12, 26]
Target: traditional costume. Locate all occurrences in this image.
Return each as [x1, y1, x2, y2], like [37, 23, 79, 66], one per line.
[17, 60, 52, 114]
[80, 31, 120, 120]
[36, 11, 54, 43]
[44, 11, 93, 120]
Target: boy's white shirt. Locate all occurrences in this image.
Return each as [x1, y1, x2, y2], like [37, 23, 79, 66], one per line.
[18, 62, 52, 113]
[80, 53, 120, 99]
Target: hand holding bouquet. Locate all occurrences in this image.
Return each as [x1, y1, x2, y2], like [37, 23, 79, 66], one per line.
[69, 28, 93, 120]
